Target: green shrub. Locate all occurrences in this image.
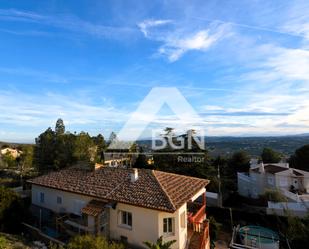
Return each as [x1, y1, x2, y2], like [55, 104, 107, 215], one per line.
[261, 189, 287, 203]
[0, 187, 27, 233]
[67, 235, 123, 249]
[0, 236, 10, 249]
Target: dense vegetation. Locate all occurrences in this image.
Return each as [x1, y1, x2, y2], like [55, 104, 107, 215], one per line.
[289, 144, 309, 171]
[261, 147, 282, 163]
[33, 119, 107, 173]
[0, 187, 28, 233]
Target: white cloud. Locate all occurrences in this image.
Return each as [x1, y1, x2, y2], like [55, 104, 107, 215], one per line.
[0, 90, 129, 128]
[138, 18, 230, 62]
[159, 29, 222, 62]
[264, 47, 309, 81]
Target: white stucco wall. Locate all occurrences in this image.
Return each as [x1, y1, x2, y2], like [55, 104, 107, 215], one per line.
[109, 203, 159, 248]
[158, 203, 187, 249]
[109, 202, 187, 249]
[32, 185, 191, 249]
[32, 185, 92, 214]
[237, 172, 262, 198]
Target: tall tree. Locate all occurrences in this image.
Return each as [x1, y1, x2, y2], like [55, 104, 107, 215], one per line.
[108, 132, 117, 143]
[225, 150, 250, 191]
[92, 134, 106, 163]
[74, 132, 95, 162]
[261, 147, 282, 163]
[289, 144, 309, 171]
[19, 145, 34, 174]
[54, 133, 76, 169]
[55, 118, 65, 135]
[34, 127, 56, 172]
[229, 150, 250, 173]
[163, 127, 174, 136]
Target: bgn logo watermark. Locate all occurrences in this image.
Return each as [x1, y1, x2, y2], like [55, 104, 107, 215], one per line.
[108, 87, 207, 154]
[151, 129, 206, 151]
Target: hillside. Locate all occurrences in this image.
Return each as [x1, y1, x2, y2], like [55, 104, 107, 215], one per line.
[137, 135, 309, 157]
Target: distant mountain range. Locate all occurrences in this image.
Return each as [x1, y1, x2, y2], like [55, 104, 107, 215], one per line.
[137, 134, 309, 157]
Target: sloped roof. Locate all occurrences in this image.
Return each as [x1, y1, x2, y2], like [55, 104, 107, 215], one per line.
[28, 167, 209, 213]
[82, 200, 107, 216]
[251, 164, 289, 174]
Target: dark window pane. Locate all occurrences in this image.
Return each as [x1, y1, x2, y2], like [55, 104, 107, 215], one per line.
[122, 212, 127, 224]
[168, 218, 172, 232]
[163, 218, 168, 233]
[128, 212, 132, 226]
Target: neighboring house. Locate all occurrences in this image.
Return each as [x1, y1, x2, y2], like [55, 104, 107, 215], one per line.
[238, 162, 309, 199]
[0, 147, 22, 158]
[28, 167, 210, 249]
[238, 162, 309, 217]
[103, 151, 132, 168]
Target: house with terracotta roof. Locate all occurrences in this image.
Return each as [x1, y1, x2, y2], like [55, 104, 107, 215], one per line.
[27, 167, 210, 249]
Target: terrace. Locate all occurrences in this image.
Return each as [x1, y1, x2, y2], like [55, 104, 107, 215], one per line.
[187, 192, 210, 249]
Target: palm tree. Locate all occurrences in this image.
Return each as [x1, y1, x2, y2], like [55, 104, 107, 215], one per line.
[143, 236, 176, 249]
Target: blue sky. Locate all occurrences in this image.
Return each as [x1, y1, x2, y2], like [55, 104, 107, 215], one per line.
[0, 0, 309, 142]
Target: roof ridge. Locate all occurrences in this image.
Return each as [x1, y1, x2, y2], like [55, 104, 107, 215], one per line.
[153, 169, 208, 181]
[151, 170, 176, 211]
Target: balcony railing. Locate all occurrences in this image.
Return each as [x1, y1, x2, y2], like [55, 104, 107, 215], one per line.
[187, 200, 209, 249]
[199, 221, 209, 249]
[188, 202, 206, 231]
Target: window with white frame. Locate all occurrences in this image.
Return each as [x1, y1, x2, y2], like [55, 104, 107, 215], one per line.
[119, 211, 132, 228]
[39, 192, 45, 203]
[163, 217, 174, 234]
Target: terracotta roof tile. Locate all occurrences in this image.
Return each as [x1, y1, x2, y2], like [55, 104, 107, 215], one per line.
[82, 200, 107, 216]
[28, 167, 209, 213]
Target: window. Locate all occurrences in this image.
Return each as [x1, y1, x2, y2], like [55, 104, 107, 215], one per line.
[280, 178, 288, 187]
[119, 211, 132, 228]
[40, 192, 45, 203]
[57, 196, 62, 204]
[180, 212, 186, 228]
[163, 217, 174, 234]
[267, 176, 274, 185]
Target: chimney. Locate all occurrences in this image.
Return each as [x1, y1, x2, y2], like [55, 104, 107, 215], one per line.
[259, 162, 265, 173]
[131, 168, 139, 183]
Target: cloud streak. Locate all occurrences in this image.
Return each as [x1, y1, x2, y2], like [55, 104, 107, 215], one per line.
[0, 8, 136, 39]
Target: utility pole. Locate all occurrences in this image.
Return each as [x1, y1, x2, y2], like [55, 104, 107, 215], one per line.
[229, 207, 234, 232]
[217, 165, 222, 208]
